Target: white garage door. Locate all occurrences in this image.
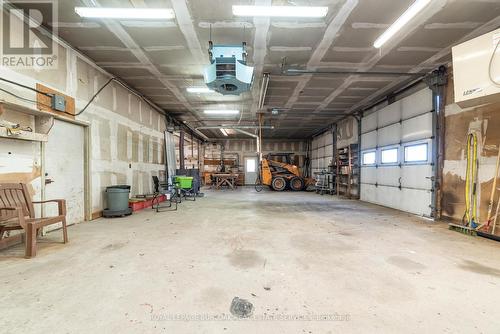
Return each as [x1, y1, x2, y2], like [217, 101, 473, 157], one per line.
[311, 130, 334, 175]
[360, 88, 435, 216]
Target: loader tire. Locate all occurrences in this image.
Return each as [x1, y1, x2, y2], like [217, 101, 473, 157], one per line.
[289, 176, 304, 191]
[271, 177, 287, 191]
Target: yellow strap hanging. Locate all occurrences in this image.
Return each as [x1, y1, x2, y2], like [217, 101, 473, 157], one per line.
[463, 133, 478, 227]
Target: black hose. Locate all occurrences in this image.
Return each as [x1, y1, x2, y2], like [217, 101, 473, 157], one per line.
[0, 77, 52, 97]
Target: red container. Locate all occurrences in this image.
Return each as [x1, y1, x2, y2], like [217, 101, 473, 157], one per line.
[129, 201, 144, 212]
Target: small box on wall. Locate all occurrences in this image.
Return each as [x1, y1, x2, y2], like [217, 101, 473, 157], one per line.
[452, 28, 500, 108]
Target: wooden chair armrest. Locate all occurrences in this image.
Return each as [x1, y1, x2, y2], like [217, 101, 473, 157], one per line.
[0, 206, 21, 211]
[32, 199, 67, 216]
[32, 199, 64, 204]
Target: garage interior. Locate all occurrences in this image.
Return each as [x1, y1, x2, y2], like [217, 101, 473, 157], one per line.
[1, 0, 500, 332]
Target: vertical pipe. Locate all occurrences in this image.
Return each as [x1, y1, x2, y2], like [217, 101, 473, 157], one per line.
[163, 130, 169, 180]
[258, 113, 263, 162]
[357, 114, 362, 200]
[163, 116, 170, 181]
[179, 130, 185, 171]
[197, 140, 201, 171]
[191, 131, 194, 169]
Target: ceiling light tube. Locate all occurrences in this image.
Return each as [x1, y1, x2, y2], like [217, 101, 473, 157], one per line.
[232, 5, 328, 18]
[75, 7, 175, 19]
[220, 128, 229, 137]
[204, 110, 240, 115]
[373, 0, 431, 49]
[187, 87, 214, 93]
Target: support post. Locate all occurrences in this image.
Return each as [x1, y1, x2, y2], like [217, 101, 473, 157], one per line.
[424, 66, 448, 219]
[179, 130, 185, 171]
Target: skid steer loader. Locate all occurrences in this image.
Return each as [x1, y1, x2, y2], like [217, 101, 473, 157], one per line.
[257, 153, 315, 191]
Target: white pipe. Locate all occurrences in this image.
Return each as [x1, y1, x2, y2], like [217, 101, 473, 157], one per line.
[233, 129, 260, 156]
[258, 73, 270, 110]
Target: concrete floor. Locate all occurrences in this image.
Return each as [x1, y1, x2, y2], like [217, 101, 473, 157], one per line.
[1, 188, 500, 333]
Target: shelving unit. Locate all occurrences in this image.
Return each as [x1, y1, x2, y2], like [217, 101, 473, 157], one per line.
[0, 101, 54, 142]
[336, 143, 359, 199]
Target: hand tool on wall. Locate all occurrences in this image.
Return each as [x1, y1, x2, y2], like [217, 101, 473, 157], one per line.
[463, 132, 479, 228]
[491, 191, 500, 235]
[478, 145, 500, 231]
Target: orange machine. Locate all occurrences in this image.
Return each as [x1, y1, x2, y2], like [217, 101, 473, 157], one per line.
[260, 153, 315, 191]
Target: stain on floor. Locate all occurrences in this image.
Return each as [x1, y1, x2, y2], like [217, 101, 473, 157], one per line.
[226, 249, 264, 269]
[387, 256, 427, 271]
[459, 260, 500, 277]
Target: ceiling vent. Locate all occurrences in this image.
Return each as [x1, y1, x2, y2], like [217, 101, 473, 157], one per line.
[204, 41, 254, 95]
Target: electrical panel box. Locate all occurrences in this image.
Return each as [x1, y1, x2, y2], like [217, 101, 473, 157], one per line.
[452, 28, 500, 108]
[51, 94, 66, 112]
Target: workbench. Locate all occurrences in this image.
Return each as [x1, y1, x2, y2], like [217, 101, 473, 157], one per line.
[212, 173, 238, 190]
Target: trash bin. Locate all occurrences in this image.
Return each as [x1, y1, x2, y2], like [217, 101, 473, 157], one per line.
[103, 185, 132, 217]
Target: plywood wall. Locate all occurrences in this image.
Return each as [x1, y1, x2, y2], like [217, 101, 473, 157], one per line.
[442, 74, 500, 236]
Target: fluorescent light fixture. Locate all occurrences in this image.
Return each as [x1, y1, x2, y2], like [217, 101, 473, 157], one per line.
[232, 5, 328, 18]
[204, 110, 240, 115]
[74, 7, 175, 19]
[220, 128, 229, 137]
[187, 87, 214, 94]
[373, 0, 431, 49]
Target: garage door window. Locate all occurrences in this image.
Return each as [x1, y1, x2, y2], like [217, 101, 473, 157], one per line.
[362, 151, 376, 165]
[404, 143, 428, 163]
[381, 147, 399, 164]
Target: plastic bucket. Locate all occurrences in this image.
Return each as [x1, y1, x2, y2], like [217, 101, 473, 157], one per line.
[106, 185, 131, 211]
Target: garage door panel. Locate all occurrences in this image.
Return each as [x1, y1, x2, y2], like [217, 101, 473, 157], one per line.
[312, 139, 318, 149]
[360, 184, 376, 203]
[401, 88, 433, 118]
[362, 112, 377, 133]
[319, 135, 326, 147]
[324, 132, 333, 144]
[400, 188, 432, 216]
[361, 131, 377, 150]
[324, 144, 333, 158]
[317, 158, 324, 170]
[318, 146, 325, 158]
[376, 186, 402, 210]
[378, 102, 401, 127]
[361, 167, 376, 184]
[402, 113, 432, 142]
[378, 123, 401, 147]
[312, 159, 318, 170]
[377, 167, 400, 187]
[401, 165, 432, 190]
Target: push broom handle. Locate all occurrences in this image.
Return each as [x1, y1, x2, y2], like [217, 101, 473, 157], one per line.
[482, 147, 500, 230]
